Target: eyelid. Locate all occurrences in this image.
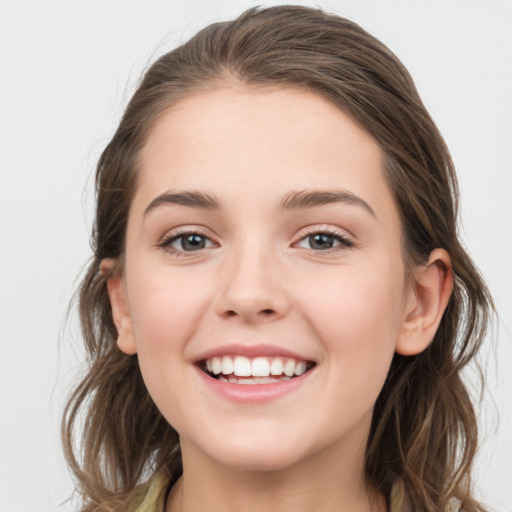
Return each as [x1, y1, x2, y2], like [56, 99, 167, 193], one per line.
[293, 226, 355, 252]
[156, 224, 355, 257]
[158, 226, 218, 255]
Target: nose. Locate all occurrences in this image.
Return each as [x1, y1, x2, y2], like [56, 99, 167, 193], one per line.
[214, 243, 290, 323]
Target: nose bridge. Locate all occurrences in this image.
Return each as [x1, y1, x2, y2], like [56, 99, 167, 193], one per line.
[216, 235, 288, 321]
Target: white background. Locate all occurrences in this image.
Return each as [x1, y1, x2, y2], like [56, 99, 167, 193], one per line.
[0, 1, 511, 511]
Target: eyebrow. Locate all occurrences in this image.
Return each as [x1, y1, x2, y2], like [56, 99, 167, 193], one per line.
[144, 190, 221, 216]
[143, 188, 376, 218]
[279, 189, 376, 218]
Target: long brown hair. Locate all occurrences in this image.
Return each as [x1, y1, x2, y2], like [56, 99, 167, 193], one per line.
[63, 6, 493, 511]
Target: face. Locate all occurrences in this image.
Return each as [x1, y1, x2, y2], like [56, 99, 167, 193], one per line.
[111, 86, 414, 472]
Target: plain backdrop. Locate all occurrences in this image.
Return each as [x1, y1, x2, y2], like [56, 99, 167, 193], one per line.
[0, 1, 511, 511]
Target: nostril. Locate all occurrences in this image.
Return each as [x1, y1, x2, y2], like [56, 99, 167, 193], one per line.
[221, 307, 281, 321]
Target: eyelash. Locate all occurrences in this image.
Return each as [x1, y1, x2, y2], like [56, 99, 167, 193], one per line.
[159, 229, 214, 257]
[296, 228, 355, 255]
[158, 228, 355, 256]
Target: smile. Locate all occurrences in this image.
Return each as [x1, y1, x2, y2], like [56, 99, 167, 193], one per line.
[199, 355, 315, 385]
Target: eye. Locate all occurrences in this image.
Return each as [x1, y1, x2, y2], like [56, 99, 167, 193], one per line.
[160, 231, 215, 254]
[296, 231, 354, 251]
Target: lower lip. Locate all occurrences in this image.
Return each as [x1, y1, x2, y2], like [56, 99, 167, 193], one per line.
[194, 366, 313, 403]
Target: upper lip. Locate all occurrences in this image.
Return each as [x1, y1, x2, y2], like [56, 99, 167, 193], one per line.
[193, 343, 315, 363]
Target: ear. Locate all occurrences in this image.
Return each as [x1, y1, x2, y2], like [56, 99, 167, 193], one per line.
[395, 249, 454, 356]
[101, 259, 137, 355]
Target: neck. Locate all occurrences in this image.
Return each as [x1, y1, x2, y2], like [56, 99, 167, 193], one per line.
[166, 432, 387, 512]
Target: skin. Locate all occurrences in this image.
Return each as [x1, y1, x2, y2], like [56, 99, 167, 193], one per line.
[106, 86, 453, 512]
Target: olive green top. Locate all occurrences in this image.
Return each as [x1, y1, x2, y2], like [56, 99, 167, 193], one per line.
[128, 471, 409, 512]
[127, 471, 169, 512]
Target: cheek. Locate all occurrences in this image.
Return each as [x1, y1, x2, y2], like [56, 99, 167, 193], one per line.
[274, 260, 406, 448]
[126, 266, 213, 358]
[124, 267, 217, 426]
[297, 259, 405, 370]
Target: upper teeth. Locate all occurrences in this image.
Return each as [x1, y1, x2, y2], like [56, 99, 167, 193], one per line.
[205, 355, 308, 377]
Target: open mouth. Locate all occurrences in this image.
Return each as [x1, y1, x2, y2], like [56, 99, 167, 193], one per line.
[198, 355, 316, 385]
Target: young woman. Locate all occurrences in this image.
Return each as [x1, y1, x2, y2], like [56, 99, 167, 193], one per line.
[63, 6, 493, 511]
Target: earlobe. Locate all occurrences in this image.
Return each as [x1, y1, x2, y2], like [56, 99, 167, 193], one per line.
[106, 273, 138, 356]
[395, 249, 454, 356]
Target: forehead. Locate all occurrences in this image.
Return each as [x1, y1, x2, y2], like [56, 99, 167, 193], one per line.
[134, 86, 396, 221]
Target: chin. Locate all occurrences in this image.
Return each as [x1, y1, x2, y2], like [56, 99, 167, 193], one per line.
[199, 434, 309, 472]
[218, 450, 304, 472]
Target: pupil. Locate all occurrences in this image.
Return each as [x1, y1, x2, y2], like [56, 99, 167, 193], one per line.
[182, 234, 205, 251]
[309, 234, 333, 250]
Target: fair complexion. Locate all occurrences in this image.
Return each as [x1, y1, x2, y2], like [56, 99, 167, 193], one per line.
[105, 86, 453, 512]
